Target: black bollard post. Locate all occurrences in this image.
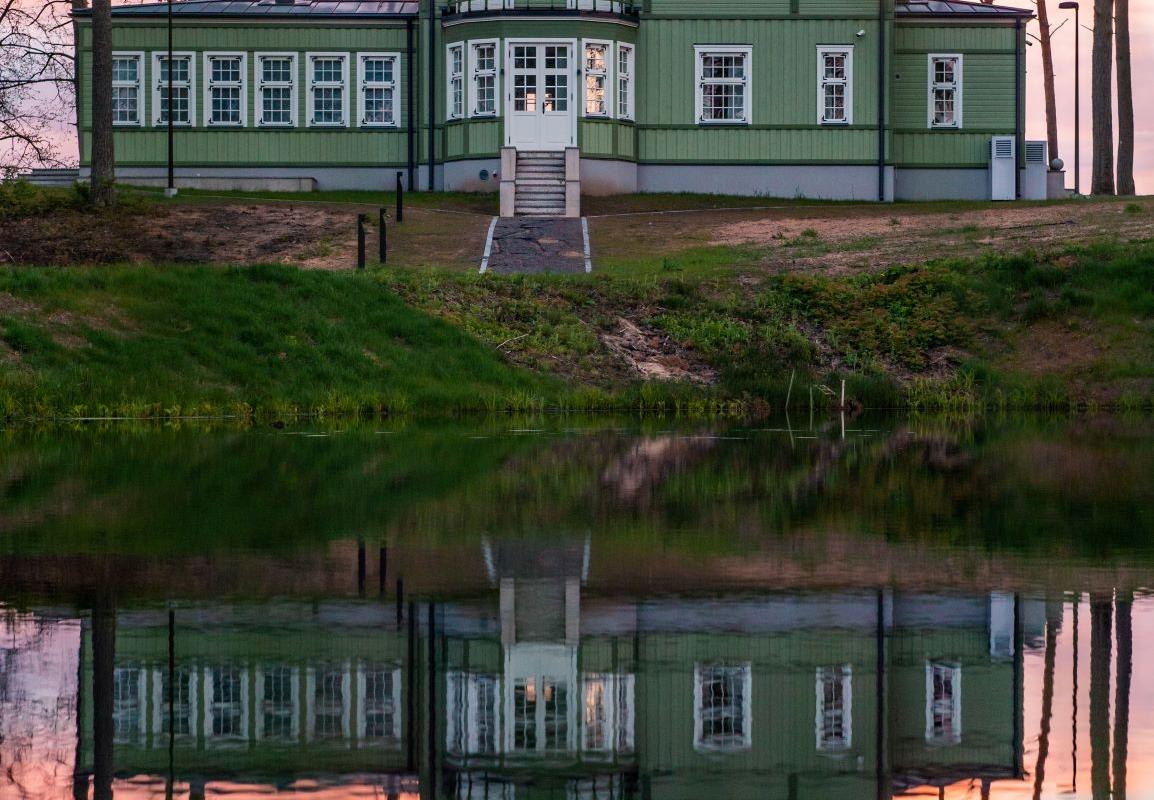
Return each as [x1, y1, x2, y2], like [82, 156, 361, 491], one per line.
[356, 214, 366, 270]
[395, 172, 404, 223]
[378, 207, 387, 264]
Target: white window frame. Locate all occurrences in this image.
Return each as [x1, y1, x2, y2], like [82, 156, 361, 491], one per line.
[815, 665, 853, 753]
[616, 43, 634, 121]
[254, 665, 300, 742]
[202, 51, 246, 128]
[306, 52, 350, 128]
[694, 45, 752, 125]
[467, 38, 499, 118]
[928, 53, 963, 129]
[693, 663, 752, 753]
[816, 45, 853, 125]
[356, 663, 402, 747]
[151, 51, 195, 127]
[582, 38, 613, 118]
[925, 661, 962, 745]
[356, 52, 400, 128]
[203, 664, 250, 748]
[446, 43, 464, 120]
[111, 52, 145, 127]
[254, 52, 297, 128]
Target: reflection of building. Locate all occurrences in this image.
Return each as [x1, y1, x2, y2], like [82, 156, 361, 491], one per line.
[73, 550, 1036, 799]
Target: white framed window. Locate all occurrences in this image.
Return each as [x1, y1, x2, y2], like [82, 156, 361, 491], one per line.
[815, 665, 852, 752]
[616, 43, 634, 120]
[255, 53, 296, 127]
[928, 54, 962, 128]
[358, 52, 399, 127]
[111, 52, 144, 126]
[357, 663, 402, 747]
[446, 671, 501, 756]
[693, 663, 752, 752]
[151, 665, 198, 742]
[204, 664, 249, 747]
[112, 666, 145, 743]
[925, 661, 962, 744]
[468, 39, 498, 117]
[308, 662, 352, 741]
[255, 665, 299, 741]
[152, 52, 194, 127]
[583, 39, 612, 117]
[447, 43, 464, 120]
[581, 673, 635, 757]
[817, 45, 852, 125]
[306, 52, 349, 127]
[203, 52, 246, 127]
[694, 45, 751, 124]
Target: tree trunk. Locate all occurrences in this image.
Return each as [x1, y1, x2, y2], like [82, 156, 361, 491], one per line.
[1115, 0, 1134, 194]
[1036, 0, 1060, 166]
[1090, 0, 1114, 194]
[89, 0, 115, 207]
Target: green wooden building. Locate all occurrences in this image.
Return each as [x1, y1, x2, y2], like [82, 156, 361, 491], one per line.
[73, 0, 1034, 204]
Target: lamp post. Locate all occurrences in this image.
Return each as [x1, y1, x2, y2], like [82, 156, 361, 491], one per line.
[165, 0, 177, 197]
[1058, 0, 1079, 195]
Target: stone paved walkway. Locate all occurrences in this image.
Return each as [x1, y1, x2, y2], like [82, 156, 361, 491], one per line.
[481, 218, 590, 274]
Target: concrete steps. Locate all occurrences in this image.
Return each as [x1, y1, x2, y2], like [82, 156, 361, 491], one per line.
[514, 151, 566, 217]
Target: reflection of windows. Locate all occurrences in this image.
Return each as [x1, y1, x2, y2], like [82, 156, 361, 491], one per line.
[112, 53, 143, 126]
[469, 40, 497, 116]
[157, 666, 195, 738]
[543, 679, 568, 750]
[816, 665, 852, 752]
[928, 54, 962, 128]
[208, 665, 247, 742]
[259, 665, 297, 740]
[513, 678, 536, 750]
[314, 664, 347, 739]
[359, 664, 402, 747]
[113, 667, 143, 743]
[695, 46, 751, 124]
[582, 673, 635, 756]
[584, 41, 610, 117]
[447, 672, 500, 756]
[455, 772, 515, 800]
[925, 661, 962, 744]
[694, 664, 751, 752]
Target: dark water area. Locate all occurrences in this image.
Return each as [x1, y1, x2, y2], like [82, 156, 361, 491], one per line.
[2, 414, 1153, 800]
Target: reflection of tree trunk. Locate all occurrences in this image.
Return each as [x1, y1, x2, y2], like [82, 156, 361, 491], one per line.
[1089, 597, 1112, 800]
[1033, 604, 1060, 800]
[92, 604, 116, 800]
[1114, 592, 1132, 800]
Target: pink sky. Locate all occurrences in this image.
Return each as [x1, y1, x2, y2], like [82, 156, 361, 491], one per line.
[19, 0, 1153, 194]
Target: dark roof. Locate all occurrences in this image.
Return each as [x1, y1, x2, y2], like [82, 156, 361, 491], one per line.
[75, 0, 418, 18]
[896, 0, 1033, 17]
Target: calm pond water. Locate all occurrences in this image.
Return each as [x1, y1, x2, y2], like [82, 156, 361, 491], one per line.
[2, 414, 1154, 800]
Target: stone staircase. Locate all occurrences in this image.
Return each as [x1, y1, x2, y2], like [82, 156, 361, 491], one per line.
[514, 151, 567, 216]
[17, 168, 81, 187]
[500, 147, 580, 218]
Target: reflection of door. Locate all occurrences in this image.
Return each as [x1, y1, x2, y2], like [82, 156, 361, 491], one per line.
[506, 41, 575, 150]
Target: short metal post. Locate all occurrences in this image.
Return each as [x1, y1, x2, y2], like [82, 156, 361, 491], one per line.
[379, 207, 387, 264]
[395, 172, 404, 223]
[356, 214, 366, 270]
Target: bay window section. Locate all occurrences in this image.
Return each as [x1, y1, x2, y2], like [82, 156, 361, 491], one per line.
[817, 46, 852, 125]
[257, 53, 296, 127]
[112, 53, 143, 126]
[469, 40, 498, 117]
[447, 44, 464, 120]
[307, 53, 349, 127]
[694, 46, 751, 124]
[152, 53, 193, 126]
[359, 53, 399, 127]
[617, 44, 634, 120]
[928, 54, 962, 128]
[583, 40, 611, 117]
[204, 53, 245, 126]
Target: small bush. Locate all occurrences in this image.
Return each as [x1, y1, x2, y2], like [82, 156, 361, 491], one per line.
[0, 181, 84, 220]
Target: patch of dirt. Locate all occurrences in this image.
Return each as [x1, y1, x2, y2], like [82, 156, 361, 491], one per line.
[600, 317, 718, 384]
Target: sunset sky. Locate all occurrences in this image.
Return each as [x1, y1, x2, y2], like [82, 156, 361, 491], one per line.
[22, 0, 1153, 195]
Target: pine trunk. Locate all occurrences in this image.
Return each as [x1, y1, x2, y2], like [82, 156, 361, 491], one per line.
[89, 0, 116, 207]
[1090, 0, 1114, 194]
[1036, 0, 1060, 166]
[1115, 0, 1134, 194]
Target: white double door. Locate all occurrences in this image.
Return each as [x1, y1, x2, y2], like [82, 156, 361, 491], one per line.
[505, 41, 576, 151]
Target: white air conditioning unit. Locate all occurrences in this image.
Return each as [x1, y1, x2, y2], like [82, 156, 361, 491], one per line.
[1021, 140, 1048, 200]
[989, 136, 1016, 201]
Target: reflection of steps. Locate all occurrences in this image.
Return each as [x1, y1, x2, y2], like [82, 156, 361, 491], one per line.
[514, 151, 566, 217]
[19, 168, 81, 187]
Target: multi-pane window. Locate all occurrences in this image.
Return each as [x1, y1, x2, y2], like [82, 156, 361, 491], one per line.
[209, 665, 246, 741]
[816, 665, 852, 752]
[159, 666, 195, 738]
[112, 667, 143, 743]
[447, 44, 464, 119]
[817, 46, 852, 124]
[584, 41, 610, 117]
[359, 54, 398, 127]
[257, 54, 295, 126]
[513, 678, 537, 751]
[111, 54, 142, 125]
[543, 46, 568, 113]
[308, 53, 348, 126]
[925, 661, 962, 744]
[542, 679, 568, 751]
[314, 664, 346, 739]
[446, 672, 499, 757]
[695, 46, 751, 124]
[360, 665, 401, 746]
[153, 54, 192, 126]
[694, 664, 751, 751]
[470, 41, 497, 116]
[617, 44, 634, 120]
[512, 45, 537, 112]
[928, 54, 962, 128]
[205, 53, 244, 126]
[261, 666, 296, 740]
